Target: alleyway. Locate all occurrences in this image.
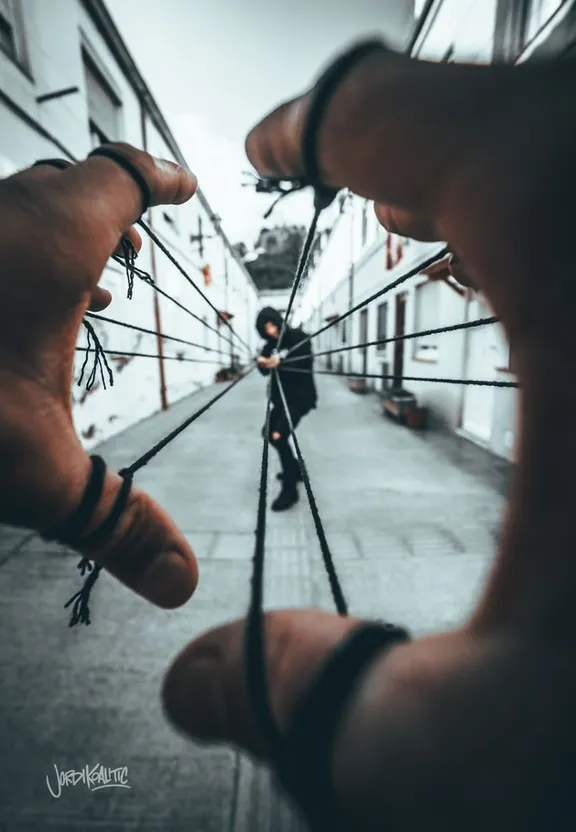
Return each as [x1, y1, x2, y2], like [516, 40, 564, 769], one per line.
[0, 373, 506, 831]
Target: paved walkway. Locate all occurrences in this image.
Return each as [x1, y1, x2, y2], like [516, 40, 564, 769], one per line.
[0, 373, 506, 831]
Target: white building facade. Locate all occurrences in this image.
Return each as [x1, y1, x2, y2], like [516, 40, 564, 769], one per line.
[298, 0, 572, 463]
[0, 0, 260, 450]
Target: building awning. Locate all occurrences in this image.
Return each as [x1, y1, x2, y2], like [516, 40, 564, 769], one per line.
[420, 255, 466, 297]
[216, 310, 235, 327]
[421, 256, 451, 281]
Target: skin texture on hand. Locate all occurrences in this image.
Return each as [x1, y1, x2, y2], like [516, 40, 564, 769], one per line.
[0, 144, 200, 609]
[161, 47, 576, 829]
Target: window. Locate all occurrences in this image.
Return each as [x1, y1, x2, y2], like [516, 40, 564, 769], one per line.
[0, 9, 14, 59]
[341, 318, 347, 344]
[376, 302, 388, 353]
[413, 280, 440, 361]
[162, 207, 179, 233]
[0, 0, 27, 68]
[82, 48, 121, 146]
[497, 332, 517, 374]
[361, 201, 368, 247]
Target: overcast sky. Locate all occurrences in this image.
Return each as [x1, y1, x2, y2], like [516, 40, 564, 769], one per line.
[106, 0, 417, 247]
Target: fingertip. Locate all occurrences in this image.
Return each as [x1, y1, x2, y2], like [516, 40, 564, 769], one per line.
[89, 287, 113, 312]
[174, 165, 198, 204]
[162, 632, 227, 743]
[153, 157, 198, 204]
[138, 549, 199, 609]
[245, 126, 262, 173]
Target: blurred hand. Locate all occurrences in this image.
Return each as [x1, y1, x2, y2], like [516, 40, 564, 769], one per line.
[162, 45, 576, 830]
[0, 143, 200, 609]
[245, 46, 576, 346]
[257, 355, 279, 369]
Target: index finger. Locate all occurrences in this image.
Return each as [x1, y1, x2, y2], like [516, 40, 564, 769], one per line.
[63, 142, 198, 233]
[374, 203, 441, 242]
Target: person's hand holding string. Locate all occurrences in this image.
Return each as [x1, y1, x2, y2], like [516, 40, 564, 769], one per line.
[0, 144, 200, 610]
[257, 354, 280, 369]
[162, 43, 576, 828]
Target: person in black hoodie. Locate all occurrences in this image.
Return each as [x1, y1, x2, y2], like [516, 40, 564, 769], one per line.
[256, 307, 317, 511]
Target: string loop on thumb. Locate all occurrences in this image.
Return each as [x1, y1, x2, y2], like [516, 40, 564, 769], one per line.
[40, 456, 133, 627]
[300, 39, 386, 210]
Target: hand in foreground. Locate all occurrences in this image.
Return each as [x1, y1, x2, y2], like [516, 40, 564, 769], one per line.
[0, 144, 199, 609]
[162, 46, 576, 829]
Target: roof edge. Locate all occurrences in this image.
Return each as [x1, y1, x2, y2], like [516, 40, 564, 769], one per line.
[81, 0, 260, 293]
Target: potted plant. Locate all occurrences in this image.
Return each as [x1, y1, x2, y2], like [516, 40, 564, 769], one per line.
[347, 375, 367, 394]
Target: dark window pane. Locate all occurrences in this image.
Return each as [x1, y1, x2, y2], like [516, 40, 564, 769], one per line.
[377, 302, 388, 351]
[83, 50, 119, 141]
[0, 13, 15, 60]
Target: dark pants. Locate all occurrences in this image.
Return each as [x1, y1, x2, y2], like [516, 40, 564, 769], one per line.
[263, 400, 314, 485]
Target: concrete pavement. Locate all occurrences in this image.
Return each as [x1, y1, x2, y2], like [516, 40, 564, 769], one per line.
[0, 372, 506, 831]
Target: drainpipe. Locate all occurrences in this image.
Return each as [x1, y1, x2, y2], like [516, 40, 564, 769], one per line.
[140, 102, 168, 411]
[348, 198, 355, 375]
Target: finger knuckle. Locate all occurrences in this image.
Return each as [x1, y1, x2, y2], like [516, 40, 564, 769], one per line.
[94, 490, 159, 580]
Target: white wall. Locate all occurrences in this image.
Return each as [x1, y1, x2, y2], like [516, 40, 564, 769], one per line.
[0, 0, 260, 451]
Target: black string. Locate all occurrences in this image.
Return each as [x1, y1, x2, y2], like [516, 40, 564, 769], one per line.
[274, 369, 347, 614]
[283, 247, 450, 359]
[246, 204, 331, 757]
[277, 206, 323, 350]
[85, 312, 231, 356]
[79, 319, 114, 391]
[109, 248, 248, 356]
[76, 347, 228, 365]
[143, 280, 242, 353]
[51, 458, 134, 627]
[300, 40, 386, 210]
[282, 316, 500, 364]
[245, 387, 284, 758]
[113, 236, 155, 299]
[263, 187, 303, 220]
[87, 147, 250, 356]
[63, 371, 253, 626]
[117, 238, 142, 299]
[64, 458, 130, 626]
[65, 560, 103, 627]
[43, 456, 107, 544]
[122, 365, 256, 477]
[88, 146, 151, 215]
[283, 366, 519, 388]
[137, 219, 251, 354]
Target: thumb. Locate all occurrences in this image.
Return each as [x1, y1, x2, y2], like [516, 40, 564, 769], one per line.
[161, 609, 364, 759]
[22, 430, 199, 610]
[74, 465, 199, 609]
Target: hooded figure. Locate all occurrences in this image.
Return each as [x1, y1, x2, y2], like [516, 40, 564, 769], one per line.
[256, 307, 317, 511]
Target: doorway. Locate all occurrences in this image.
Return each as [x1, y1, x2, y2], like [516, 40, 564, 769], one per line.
[461, 296, 501, 443]
[393, 293, 407, 387]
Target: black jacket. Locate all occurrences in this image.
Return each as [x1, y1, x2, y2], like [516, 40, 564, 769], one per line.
[256, 307, 317, 408]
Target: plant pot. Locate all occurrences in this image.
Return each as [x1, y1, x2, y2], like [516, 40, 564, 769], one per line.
[347, 376, 367, 394]
[406, 407, 427, 430]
